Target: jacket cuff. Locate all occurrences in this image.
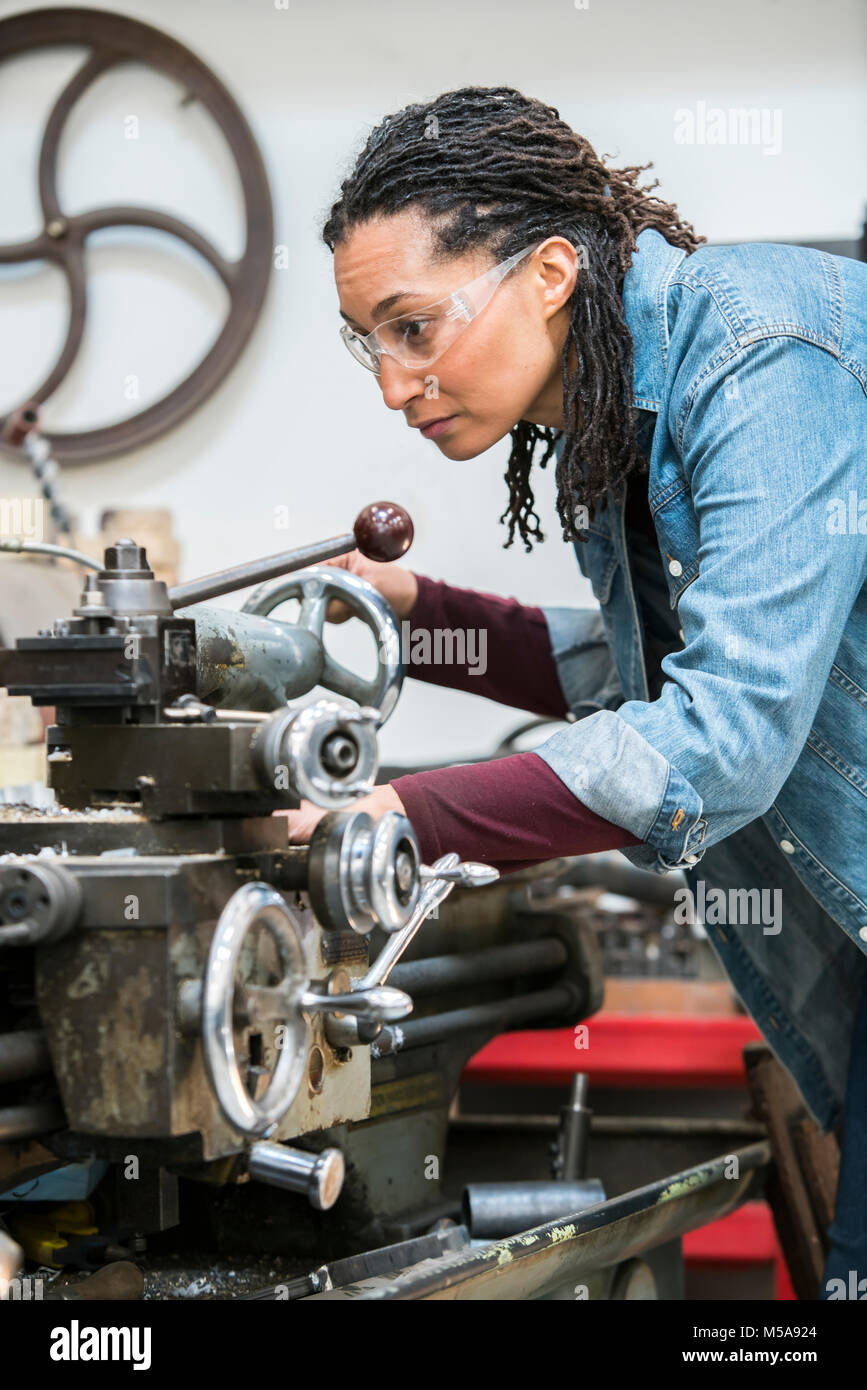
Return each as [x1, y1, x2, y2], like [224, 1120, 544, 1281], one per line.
[533, 708, 708, 873]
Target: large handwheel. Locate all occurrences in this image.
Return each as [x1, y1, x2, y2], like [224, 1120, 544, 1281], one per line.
[0, 8, 273, 463]
[240, 566, 404, 726]
[201, 882, 309, 1138]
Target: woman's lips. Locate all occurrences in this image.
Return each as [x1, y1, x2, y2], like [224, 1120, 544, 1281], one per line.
[418, 415, 456, 439]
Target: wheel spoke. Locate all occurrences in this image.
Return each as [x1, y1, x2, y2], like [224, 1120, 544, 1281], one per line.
[320, 651, 376, 708]
[38, 50, 120, 222]
[235, 983, 293, 1026]
[75, 206, 234, 289]
[295, 578, 330, 641]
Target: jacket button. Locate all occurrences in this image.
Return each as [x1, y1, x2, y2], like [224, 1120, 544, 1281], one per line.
[668, 559, 682, 577]
[780, 839, 795, 854]
[860, 927, 867, 942]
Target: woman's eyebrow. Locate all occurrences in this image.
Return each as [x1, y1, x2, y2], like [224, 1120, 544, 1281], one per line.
[339, 289, 429, 328]
[371, 290, 414, 318]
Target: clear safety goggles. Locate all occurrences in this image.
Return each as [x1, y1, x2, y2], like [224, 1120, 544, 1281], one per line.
[339, 241, 541, 374]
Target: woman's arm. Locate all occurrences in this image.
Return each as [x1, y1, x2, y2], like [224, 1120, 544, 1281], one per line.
[391, 750, 641, 874]
[406, 573, 625, 720]
[280, 754, 641, 873]
[404, 574, 569, 717]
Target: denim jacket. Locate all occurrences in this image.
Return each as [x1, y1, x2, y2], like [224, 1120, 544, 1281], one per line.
[535, 228, 867, 1131]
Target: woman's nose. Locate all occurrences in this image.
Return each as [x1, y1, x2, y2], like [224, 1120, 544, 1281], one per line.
[377, 355, 427, 411]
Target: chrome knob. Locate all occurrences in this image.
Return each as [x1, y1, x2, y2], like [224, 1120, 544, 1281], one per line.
[418, 862, 499, 888]
[248, 1141, 345, 1210]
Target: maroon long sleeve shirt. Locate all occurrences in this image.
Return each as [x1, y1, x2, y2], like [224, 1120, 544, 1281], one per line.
[390, 574, 642, 875]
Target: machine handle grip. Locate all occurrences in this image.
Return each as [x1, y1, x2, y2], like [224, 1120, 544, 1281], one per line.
[167, 502, 413, 609]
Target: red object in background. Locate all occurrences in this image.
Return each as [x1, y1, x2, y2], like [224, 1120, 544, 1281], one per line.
[462, 1013, 795, 1299]
[682, 1202, 795, 1300]
[463, 1013, 762, 1088]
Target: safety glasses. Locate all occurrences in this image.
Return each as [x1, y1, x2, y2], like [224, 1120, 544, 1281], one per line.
[339, 241, 542, 374]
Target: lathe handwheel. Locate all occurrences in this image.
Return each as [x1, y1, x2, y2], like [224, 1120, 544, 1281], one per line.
[307, 809, 421, 936]
[202, 882, 309, 1138]
[240, 566, 403, 726]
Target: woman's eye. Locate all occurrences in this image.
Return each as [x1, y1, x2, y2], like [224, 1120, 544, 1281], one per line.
[400, 318, 434, 342]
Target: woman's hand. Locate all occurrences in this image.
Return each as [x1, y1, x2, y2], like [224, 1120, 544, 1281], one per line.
[318, 549, 418, 623]
[276, 783, 407, 845]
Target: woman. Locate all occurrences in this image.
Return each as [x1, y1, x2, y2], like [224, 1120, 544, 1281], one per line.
[285, 87, 867, 1296]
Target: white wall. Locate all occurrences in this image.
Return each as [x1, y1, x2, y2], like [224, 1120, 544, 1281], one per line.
[1, 0, 864, 765]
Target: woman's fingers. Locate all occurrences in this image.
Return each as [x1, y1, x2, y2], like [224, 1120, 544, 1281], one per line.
[275, 801, 328, 844]
[274, 785, 407, 847]
[320, 555, 357, 623]
[324, 596, 352, 623]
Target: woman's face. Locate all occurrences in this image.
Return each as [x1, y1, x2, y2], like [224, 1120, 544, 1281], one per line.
[333, 209, 578, 461]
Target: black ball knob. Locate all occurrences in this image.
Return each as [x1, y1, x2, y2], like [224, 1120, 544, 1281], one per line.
[353, 502, 414, 563]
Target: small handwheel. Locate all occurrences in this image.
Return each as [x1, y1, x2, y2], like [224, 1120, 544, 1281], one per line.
[202, 882, 310, 1138]
[240, 566, 403, 726]
[307, 809, 421, 935]
[0, 859, 81, 947]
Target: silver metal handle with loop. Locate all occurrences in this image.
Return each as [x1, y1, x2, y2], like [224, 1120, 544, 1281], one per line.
[201, 882, 310, 1138]
[240, 566, 403, 727]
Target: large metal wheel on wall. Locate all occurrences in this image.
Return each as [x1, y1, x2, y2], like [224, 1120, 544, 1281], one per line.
[0, 6, 274, 464]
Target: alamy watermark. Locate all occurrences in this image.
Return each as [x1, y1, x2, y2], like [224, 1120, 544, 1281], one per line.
[826, 492, 867, 534]
[674, 102, 783, 156]
[0, 496, 44, 540]
[674, 880, 782, 935]
[396, 621, 487, 676]
[49, 1321, 151, 1369]
[825, 1269, 867, 1299]
[1, 1275, 44, 1300]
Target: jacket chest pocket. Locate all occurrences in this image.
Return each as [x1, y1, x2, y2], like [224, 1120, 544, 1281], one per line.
[574, 532, 619, 606]
[651, 483, 701, 609]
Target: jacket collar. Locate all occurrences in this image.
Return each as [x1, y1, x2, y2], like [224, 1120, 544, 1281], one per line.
[622, 228, 688, 412]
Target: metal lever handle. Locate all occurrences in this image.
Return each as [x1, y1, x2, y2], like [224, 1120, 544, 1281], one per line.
[353, 853, 499, 993]
[167, 502, 413, 609]
[353, 853, 458, 992]
[169, 533, 356, 609]
[298, 985, 412, 1022]
[418, 862, 500, 888]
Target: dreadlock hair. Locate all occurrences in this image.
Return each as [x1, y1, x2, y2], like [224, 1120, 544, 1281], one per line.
[322, 86, 704, 551]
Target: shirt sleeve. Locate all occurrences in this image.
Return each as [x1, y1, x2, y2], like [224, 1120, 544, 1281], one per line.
[404, 574, 570, 718]
[391, 750, 641, 875]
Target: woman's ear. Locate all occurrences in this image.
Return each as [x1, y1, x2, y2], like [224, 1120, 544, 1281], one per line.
[534, 238, 580, 322]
